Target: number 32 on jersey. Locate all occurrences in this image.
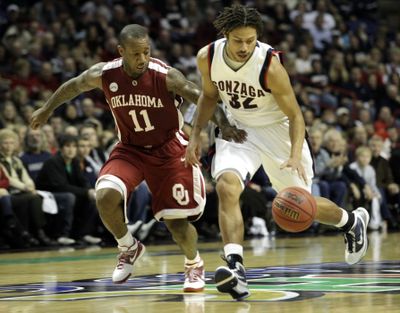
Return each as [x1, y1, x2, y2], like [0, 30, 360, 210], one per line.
[228, 94, 258, 109]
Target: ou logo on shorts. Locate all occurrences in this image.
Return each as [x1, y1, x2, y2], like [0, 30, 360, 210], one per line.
[172, 184, 189, 205]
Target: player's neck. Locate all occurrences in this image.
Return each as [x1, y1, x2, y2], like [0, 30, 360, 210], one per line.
[223, 46, 245, 70]
[122, 62, 143, 79]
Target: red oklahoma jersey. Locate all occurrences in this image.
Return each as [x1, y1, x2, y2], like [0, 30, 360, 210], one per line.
[101, 57, 182, 147]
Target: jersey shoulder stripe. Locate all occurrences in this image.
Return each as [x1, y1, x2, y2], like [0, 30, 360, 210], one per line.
[259, 48, 273, 93]
[102, 58, 123, 71]
[207, 42, 215, 73]
[148, 58, 169, 74]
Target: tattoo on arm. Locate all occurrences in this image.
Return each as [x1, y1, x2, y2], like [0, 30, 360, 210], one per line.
[167, 68, 200, 104]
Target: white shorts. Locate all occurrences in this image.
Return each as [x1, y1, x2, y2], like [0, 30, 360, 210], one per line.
[211, 120, 314, 192]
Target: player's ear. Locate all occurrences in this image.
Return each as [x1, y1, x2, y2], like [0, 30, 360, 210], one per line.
[117, 45, 124, 57]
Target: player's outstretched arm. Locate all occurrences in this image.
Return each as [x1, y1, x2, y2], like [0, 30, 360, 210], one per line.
[167, 64, 246, 143]
[184, 46, 222, 166]
[30, 62, 106, 130]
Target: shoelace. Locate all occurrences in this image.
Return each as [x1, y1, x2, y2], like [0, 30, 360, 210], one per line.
[345, 224, 361, 253]
[220, 255, 246, 282]
[116, 250, 137, 269]
[185, 264, 203, 282]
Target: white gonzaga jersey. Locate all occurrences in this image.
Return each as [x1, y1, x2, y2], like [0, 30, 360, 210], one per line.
[209, 38, 287, 127]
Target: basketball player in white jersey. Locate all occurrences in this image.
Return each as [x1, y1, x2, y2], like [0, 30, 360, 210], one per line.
[185, 5, 370, 300]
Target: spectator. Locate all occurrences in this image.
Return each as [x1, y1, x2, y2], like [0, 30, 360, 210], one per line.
[310, 127, 346, 207]
[336, 107, 354, 132]
[0, 101, 23, 128]
[241, 167, 276, 237]
[79, 123, 107, 174]
[307, 59, 329, 88]
[41, 124, 58, 154]
[0, 165, 35, 248]
[303, 0, 336, 31]
[328, 52, 349, 87]
[21, 128, 76, 245]
[36, 134, 101, 245]
[295, 45, 313, 75]
[77, 136, 97, 188]
[0, 128, 53, 246]
[307, 13, 333, 51]
[369, 136, 399, 229]
[79, 97, 103, 123]
[348, 125, 369, 158]
[20, 128, 52, 180]
[350, 146, 383, 231]
[374, 106, 398, 139]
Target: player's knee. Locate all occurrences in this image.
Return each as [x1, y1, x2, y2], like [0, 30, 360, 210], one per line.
[216, 174, 242, 201]
[96, 188, 122, 215]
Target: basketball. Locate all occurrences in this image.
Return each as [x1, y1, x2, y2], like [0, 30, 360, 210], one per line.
[272, 187, 317, 233]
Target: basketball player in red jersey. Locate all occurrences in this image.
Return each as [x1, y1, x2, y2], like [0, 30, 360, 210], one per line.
[30, 24, 246, 292]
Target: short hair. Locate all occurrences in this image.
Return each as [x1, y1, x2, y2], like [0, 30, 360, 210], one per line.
[369, 135, 383, 144]
[0, 128, 18, 144]
[213, 4, 263, 36]
[355, 146, 371, 157]
[58, 134, 78, 148]
[118, 24, 148, 47]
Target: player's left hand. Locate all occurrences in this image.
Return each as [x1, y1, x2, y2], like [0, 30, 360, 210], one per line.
[280, 157, 308, 185]
[220, 125, 247, 143]
[185, 135, 202, 167]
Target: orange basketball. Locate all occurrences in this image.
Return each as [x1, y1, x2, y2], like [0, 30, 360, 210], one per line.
[272, 186, 317, 233]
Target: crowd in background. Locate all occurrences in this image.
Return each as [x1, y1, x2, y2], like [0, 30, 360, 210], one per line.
[0, 0, 399, 250]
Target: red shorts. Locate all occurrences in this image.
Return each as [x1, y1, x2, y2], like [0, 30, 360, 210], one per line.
[98, 133, 206, 221]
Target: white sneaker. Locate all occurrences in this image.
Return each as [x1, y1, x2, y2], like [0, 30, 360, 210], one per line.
[127, 221, 143, 235]
[57, 236, 76, 245]
[344, 207, 370, 265]
[112, 241, 145, 284]
[183, 259, 205, 292]
[137, 219, 156, 241]
[83, 235, 102, 245]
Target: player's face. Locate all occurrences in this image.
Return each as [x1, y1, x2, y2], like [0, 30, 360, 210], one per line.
[118, 36, 151, 77]
[225, 26, 257, 62]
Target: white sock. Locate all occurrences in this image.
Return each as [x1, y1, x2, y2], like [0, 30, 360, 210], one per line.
[185, 251, 201, 265]
[224, 243, 243, 258]
[116, 231, 136, 251]
[334, 209, 349, 228]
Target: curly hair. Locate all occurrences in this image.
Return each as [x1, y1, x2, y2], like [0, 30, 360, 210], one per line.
[213, 4, 263, 37]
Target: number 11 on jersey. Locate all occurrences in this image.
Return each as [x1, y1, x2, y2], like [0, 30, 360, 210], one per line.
[129, 109, 155, 132]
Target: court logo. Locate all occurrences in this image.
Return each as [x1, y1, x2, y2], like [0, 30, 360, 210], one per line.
[1, 261, 399, 302]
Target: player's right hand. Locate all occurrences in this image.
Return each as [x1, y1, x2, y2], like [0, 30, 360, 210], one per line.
[185, 136, 201, 167]
[220, 124, 247, 143]
[30, 107, 51, 129]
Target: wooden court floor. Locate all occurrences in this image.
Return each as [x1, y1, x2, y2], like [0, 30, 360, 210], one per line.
[0, 231, 399, 313]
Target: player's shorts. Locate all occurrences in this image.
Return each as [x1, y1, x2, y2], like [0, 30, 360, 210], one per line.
[212, 119, 314, 192]
[95, 131, 206, 223]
